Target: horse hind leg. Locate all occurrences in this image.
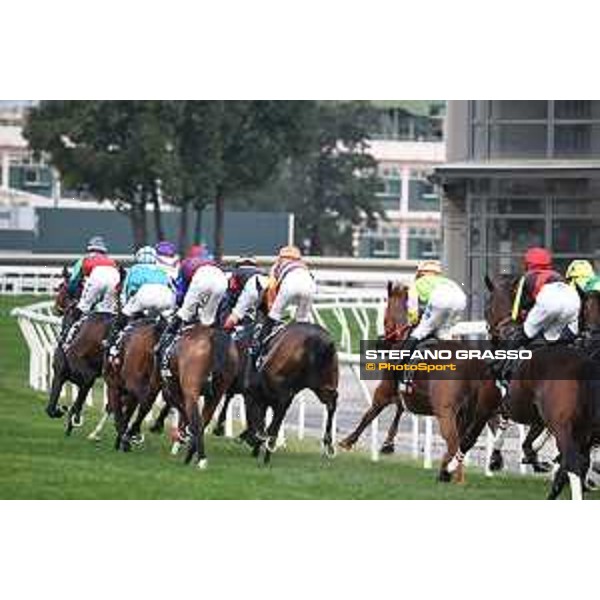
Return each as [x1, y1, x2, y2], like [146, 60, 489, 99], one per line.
[213, 391, 234, 437]
[149, 403, 170, 434]
[381, 402, 404, 454]
[65, 380, 94, 436]
[551, 428, 585, 500]
[318, 388, 338, 459]
[338, 379, 397, 451]
[262, 401, 290, 466]
[522, 419, 553, 473]
[436, 411, 461, 483]
[46, 357, 68, 418]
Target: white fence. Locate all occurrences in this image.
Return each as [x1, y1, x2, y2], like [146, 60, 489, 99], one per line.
[11, 293, 544, 477]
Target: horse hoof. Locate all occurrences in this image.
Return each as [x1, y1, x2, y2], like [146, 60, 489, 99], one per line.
[170, 442, 181, 456]
[197, 459, 208, 470]
[380, 443, 395, 455]
[438, 469, 452, 483]
[87, 433, 101, 441]
[130, 434, 145, 446]
[72, 415, 84, 428]
[121, 440, 132, 452]
[337, 439, 354, 452]
[46, 406, 64, 419]
[531, 460, 553, 474]
[322, 444, 336, 459]
[213, 425, 225, 437]
[489, 449, 504, 472]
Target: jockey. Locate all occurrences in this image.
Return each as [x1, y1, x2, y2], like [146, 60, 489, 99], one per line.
[511, 247, 581, 344]
[68, 236, 120, 319]
[156, 244, 227, 355]
[105, 246, 176, 350]
[566, 259, 595, 293]
[224, 245, 316, 348]
[218, 255, 265, 327]
[402, 260, 467, 358]
[155, 240, 180, 282]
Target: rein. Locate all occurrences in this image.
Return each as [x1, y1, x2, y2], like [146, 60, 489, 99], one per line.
[384, 322, 411, 342]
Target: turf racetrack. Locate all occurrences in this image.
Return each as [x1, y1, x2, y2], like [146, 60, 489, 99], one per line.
[1, 296, 597, 500]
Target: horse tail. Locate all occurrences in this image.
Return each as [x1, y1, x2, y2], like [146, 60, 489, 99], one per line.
[306, 329, 337, 380]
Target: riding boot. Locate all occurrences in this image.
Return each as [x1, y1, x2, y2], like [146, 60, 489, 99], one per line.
[401, 336, 420, 386]
[497, 325, 530, 383]
[155, 315, 183, 360]
[104, 313, 128, 351]
[255, 317, 281, 370]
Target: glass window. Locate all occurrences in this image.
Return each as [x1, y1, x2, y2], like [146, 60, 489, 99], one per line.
[407, 229, 441, 260]
[490, 101, 548, 120]
[408, 178, 440, 211]
[553, 219, 600, 254]
[483, 254, 522, 276]
[487, 218, 545, 254]
[469, 219, 482, 252]
[489, 124, 548, 158]
[553, 198, 600, 216]
[486, 198, 544, 215]
[554, 100, 600, 120]
[554, 123, 600, 158]
[471, 124, 487, 158]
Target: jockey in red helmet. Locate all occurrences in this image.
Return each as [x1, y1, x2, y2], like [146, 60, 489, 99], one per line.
[511, 247, 580, 343]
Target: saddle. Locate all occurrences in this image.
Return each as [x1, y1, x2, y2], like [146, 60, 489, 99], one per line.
[107, 315, 165, 364]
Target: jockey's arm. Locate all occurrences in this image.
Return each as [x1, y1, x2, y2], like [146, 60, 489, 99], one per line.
[67, 258, 84, 295]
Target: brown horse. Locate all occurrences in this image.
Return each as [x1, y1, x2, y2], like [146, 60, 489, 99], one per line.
[103, 317, 166, 451]
[160, 324, 239, 469]
[47, 268, 114, 435]
[484, 274, 600, 499]
[339, 281, 502, 483]
[243, 318, 339, 465]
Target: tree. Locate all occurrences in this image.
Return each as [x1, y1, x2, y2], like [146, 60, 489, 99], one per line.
[229, 102, 383, 255]
[24, 101, 179, 247]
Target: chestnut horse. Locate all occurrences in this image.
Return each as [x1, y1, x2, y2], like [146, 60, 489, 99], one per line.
[47, 268, 114, 435]
[104, 317, 166, 451]
[339, 282, 502, 483]
[484, 274, 600, 499]
[159, 324, 239, 469]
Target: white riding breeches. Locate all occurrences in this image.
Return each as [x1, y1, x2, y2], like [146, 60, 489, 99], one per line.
[411, 281, 467, 341]
[77, 266, 121, 314]
[123, 284, 176, 318]
[269, 268, 316, 322]
[524, 281, 581, 340]
[178, 265, 228, 325]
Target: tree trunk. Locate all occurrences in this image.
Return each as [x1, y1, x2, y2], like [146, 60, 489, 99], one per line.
[178, 201, 189, 255]
[214, 189, 225, 261]
[151, 190, 164, 242]
[129, 203, 147, 248]
[309, 223, 322, 256]
[193, 203, 203, 244]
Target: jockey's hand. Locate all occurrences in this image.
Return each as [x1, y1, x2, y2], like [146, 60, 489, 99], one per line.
[223, 315, 237, 332]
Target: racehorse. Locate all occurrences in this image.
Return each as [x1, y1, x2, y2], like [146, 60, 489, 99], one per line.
[104, 317, 166, 451]
[159, 323, 239, 469]
[339, 281, 502, 483]
[484, 273, 600, 499]
[243, 317, 339, 465]
[47, 268, 113, 435]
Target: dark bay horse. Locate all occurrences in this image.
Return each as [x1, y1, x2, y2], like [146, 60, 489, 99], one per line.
[339, 282, 502, 483]
[47, 268, 114, 435]
[104, 318, 165, 451]
[244, 319, 339, 465]
[484, 274, 600, 499]
[160, 324, 239, 469]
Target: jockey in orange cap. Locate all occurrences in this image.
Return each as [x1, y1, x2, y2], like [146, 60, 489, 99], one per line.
[223, 245, 316, 353]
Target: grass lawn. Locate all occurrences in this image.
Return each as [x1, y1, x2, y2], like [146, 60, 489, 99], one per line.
[0, 295, 594, 500]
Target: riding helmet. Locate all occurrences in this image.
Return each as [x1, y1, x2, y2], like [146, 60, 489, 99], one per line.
[86, 236, 108, 254]
[416, 259, 442, 275]
[278, 245, 302, 260]
[155, 240, 177, 258]
[135, 246, 157, 264]
[566, 259, 595, 283]
[524, 247, 552, 271]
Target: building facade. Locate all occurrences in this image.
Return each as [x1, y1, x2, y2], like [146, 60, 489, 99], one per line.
[355, 102, 445, 260]
[435, 100, 600, 317]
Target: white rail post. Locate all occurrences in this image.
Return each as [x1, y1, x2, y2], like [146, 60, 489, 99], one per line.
[485, 426, 494, 477]
[225, 396, 234, 438]
[370, 416, 379, 462]
[238, 394, 246, 429]
[518, 424, 527, 475]
[423, 417, 433, 469]
[298, 395, 305, 440]
[411, 414, 419, 459]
